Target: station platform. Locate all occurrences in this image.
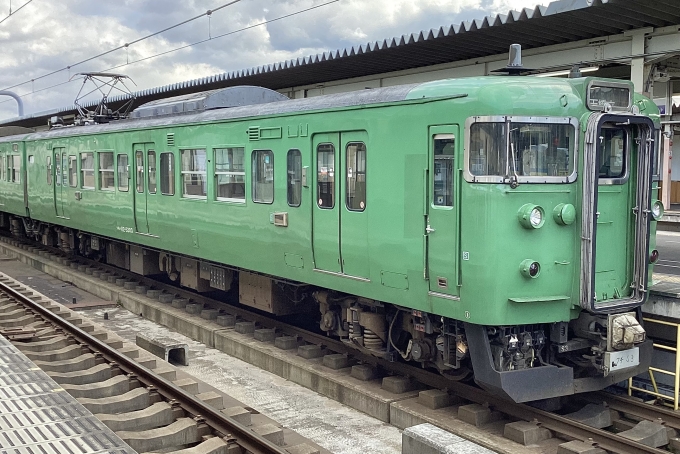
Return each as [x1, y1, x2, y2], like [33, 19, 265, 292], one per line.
[0, 334, 134, 454]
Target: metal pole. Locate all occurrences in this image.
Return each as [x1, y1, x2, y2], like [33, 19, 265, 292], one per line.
[0, 90, 23, 116]
[675, 324, 680, 410]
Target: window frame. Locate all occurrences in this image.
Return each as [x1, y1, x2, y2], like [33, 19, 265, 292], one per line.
[117, 153, 129, 192]
[598, 126, 630, 186]
[160, 152, 175, 196]
[214, 146, 246, 203]
[180, 148, 207, 199]
[345, 142, 366, 212]
[464, 116, 579, 184]
[287, 149, 302, 207]
[317, 143, 335, 209]
[98, 151, 115, 191]
[251, 149, 274, 204]
[148, 150, 157, 194]
[80, 152, 94, 189]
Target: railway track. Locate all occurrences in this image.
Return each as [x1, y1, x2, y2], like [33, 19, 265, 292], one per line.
[2, 235, 679, 454]
[0, 271, 298, 454]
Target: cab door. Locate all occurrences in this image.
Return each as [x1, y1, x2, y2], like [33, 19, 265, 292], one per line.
[133, 143, 155, 234]
[426, 126, 460, 298]
[312, 133, 341, 273]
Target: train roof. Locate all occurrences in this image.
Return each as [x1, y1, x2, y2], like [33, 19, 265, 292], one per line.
[0, 76, 629, 144]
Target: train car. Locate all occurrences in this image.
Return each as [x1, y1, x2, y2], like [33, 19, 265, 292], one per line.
[0, 74, 661, 403]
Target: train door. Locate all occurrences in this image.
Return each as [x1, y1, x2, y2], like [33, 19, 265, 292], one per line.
[581, 114, 655, 312]
[312, 133, 341, 273]
[132, 143, 155, 234]
[53, 147, 68, 219]
[339, 132, 369, 278]
[426, 126, 460, 298]
[594, 125, 633, 302]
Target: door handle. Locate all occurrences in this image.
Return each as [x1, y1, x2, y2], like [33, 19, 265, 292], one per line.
[425, 225, 436, 234]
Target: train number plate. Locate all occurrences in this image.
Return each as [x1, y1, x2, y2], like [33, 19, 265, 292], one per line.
[604, 347, 639, 376]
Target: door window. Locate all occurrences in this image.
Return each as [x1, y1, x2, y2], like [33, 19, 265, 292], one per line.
[317, 144, 334, 208]
[433, 135, 454, 207]
[136, 151, 144, 193]
[599, 128, 627, 181]
[287, 149, 302, 207]
[148, 151, 157, 194]
[346, 142, 366, 211]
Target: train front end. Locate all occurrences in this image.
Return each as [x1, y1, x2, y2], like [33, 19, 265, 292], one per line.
[455, 78, 659, 402]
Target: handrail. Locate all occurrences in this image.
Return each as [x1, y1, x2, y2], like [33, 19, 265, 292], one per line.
[628, 316, 680, 410]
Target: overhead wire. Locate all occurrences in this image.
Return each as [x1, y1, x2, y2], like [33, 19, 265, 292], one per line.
[0, 0, 33, 26]
[1, 0, 243, 91]
[0, 0, 341, 108]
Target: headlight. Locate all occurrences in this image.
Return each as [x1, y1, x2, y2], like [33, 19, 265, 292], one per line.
[652, 200, 664, 220]
[520, 259, 541, 278]
[518, 204, 545, 229]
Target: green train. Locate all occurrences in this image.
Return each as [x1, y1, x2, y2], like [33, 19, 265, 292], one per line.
[0, 74, 661, 402]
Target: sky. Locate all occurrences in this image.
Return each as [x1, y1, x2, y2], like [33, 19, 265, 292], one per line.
[0, 0, 551, 121]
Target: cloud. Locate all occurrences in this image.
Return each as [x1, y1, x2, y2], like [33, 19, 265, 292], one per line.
[0, 0, 544, 120]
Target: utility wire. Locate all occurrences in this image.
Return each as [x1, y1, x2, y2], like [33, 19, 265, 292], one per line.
[0, 0, 33, 26]
[0, 0, 341, 108]
[1, 0, 243, 91]
[101, 0, 341, 73]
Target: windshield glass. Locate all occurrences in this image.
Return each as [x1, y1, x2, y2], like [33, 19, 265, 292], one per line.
[467, 118, 576, 183]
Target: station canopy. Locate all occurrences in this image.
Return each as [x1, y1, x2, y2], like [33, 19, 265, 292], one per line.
[2, 0, 678, 128]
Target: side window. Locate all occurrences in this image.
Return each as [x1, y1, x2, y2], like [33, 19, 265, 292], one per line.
[148, 151, 157, 194]
[317, 144, 334, 208]
[160, 152, 175, 196]
[252, 150, 274, 204]
[287, 149, 302, 207]
[11, 155, 21, 183]
[215, 147, 245, 202]
[346, 142, 366, 211]
[46, 156, 52, 185]
[80, 152, 93, 188]
[69, 155, 78, 187]
[117, 154, 129, 192]
[136, 151, 144, 193]
[433, 135, 454, 207]
[99, 152, 114, 191]
[0, 154, 5, 181]
[181, 148, 207, 198]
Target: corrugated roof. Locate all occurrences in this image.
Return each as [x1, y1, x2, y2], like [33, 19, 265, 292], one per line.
[3, 0, 678, 128]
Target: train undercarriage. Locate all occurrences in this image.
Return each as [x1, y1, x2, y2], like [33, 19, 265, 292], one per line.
[3, 214, 653, 403]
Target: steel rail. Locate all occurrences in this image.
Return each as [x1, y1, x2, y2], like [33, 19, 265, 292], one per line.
[5, 239, 674, 453]
[591, 391, 680, 430]
[0, 278, 288, 454]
